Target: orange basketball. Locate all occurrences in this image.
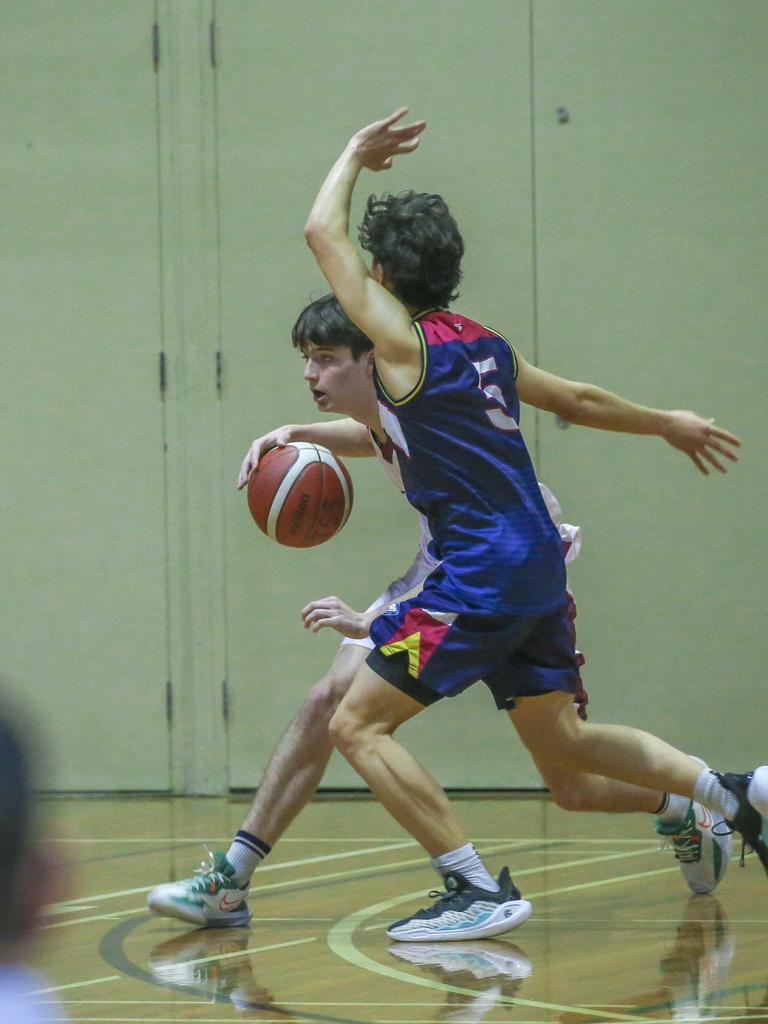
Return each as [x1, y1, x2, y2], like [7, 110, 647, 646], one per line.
[246, 442, 353, 548]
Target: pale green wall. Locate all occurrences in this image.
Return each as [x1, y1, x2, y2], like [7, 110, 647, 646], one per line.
[1, 1, 765, 792]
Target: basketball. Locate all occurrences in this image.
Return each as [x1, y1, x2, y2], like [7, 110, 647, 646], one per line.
[246, 442, 353, 548]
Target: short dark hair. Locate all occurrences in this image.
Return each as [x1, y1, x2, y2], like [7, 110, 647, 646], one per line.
[291, 293, 373, 361]
[358, 191, 464, 309]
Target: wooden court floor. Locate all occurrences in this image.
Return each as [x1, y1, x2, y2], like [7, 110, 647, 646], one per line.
[31, 794, 766, 1023]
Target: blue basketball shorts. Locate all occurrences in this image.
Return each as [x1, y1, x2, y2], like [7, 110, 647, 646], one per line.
[367, 592, 585, 712]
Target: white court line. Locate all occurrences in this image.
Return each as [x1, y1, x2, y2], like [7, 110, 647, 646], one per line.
[153, 935, 317, 970]
[31, 974, 121, 995]
[43, 842, 662, 932]
[47, 836, 658, 844]
[47, 839, 419, 912]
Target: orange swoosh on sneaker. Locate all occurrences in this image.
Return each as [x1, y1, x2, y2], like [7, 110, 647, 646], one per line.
[697, 806, 713, 829]
[218, 892, 245, 912]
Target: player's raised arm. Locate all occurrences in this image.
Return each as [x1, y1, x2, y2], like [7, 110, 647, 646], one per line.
[236, 418, 374, 489]
[514, 349, 741, 475]
[304, 110, 425, 384]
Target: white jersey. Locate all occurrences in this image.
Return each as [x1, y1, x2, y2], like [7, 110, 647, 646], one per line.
[0, 965, 67, 1022]
[341, 432, 581, 649]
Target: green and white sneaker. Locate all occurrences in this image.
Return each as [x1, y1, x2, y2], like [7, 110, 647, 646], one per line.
[387, 868, 531, 942]
[147, 849, 251, 927]
[656, 801, 732, 895]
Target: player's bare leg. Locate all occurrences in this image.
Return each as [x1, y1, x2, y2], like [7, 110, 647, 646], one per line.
[240, 645, 367, 845]
[512, 691, 767, 879]
[329, 663, 532, 941]
[147, 645, 365, 927]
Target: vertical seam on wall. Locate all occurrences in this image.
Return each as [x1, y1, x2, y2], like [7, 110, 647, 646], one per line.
[154, 0, 174, 784]
[209, 0, 231, 756]
[528, 0, 541, 470]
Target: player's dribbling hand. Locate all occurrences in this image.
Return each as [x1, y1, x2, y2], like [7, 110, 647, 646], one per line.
[236, 426, 293, 489]
[302, 595, 370, 639]
[662, 410, 741, 475]
[350, 108, 427, 171]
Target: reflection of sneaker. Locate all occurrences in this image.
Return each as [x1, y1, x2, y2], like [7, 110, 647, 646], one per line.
[149, 928, 274, 1016]
[390, 941, 532, 981]
[390, 941, 531, 1024]
[656, 801, 732, 894]
[387, 868, 531, 942]
[718, 768, 768, 875]
[659, 897, 735, 1022]
[147, 849, 251, 927]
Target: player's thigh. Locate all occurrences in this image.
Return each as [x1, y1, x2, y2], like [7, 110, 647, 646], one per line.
[507, 689, 582, 761]
[331, 660, 428, 740]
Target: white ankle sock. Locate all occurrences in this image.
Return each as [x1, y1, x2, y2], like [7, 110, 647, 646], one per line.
[656, 791, 691, 825]
[432, 842, 499, 892]
[693, 769, 739, 821]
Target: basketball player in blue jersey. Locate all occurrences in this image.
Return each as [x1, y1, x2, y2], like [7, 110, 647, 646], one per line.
[303, 108, 767, 940]
[148, 296, 736, 930]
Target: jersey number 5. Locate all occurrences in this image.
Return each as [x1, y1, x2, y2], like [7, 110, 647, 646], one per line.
[473, 358, 519, 431]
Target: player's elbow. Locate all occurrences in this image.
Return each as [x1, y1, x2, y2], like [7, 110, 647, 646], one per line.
[304, 217, 334, 256]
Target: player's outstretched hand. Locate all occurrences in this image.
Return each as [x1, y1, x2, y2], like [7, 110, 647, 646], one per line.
[302, 595, 370, 639]
[662, 410, 741, 475]
[350, 108, 427, 172]
[236, 426, 292, 489]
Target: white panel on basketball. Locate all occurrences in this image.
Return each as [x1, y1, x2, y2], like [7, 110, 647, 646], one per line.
[265, 445, 321, 541]
[317, 446, 351, 519]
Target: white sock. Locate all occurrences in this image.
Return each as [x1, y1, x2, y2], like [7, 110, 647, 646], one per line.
[656, 791, 691, 825]
[432, 842, 500, 892]
[226, 830, 272, 887]
[657, 756, 708, 824]
[693, 769, 739, 821]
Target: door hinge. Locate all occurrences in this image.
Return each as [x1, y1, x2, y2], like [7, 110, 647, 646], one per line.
[215, 350, 223, 395]
[209, 19, 217, 69]
[165, 681, 173, 723]
[152, 22, 160, 72]
[159, 351, 167, 396]
[222, 679, 229, 721]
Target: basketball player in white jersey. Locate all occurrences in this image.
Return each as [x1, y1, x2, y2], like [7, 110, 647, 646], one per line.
[147, 294, 736, 929]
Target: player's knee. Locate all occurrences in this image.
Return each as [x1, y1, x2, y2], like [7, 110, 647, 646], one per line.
[327, 706, 358, 755]
[547, 782, 594, 812]
[302, 671, 351, 727]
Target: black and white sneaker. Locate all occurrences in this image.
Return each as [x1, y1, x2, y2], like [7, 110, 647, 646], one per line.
[387, 868, 532, 942]
[717, 767, 768, 874]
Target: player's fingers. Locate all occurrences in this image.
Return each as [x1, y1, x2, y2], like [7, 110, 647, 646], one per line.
[706, 437, 739, 461]
[390, 119, 427, 138]
[381, 107, 409, 127]
[709, 425, 742, 447]
[689, 451, 709, 476]
[701, 448, 727, 474]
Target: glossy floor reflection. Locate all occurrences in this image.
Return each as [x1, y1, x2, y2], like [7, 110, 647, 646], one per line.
[34, 795, 766, 1022]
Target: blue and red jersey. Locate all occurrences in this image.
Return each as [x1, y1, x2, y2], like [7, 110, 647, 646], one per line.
[374, 309, 566, 616]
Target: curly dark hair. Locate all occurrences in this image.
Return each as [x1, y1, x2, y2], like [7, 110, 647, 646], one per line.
[291, 293, 373, 361]
[358, 191, 464, 309]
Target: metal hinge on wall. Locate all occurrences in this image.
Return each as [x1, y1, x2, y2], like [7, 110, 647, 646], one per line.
[159, 351, 167, 396]
[215, 350, 223, 395]
[222, 679, 229, 722]
[166, 681, 173, 723]
[209, 19, 217, 69]
[152, 22, 160, 72]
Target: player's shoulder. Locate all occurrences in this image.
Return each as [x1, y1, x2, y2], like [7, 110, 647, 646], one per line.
[415, 308, 512, 348]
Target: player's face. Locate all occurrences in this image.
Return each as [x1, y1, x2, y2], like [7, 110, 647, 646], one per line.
[301, 341, 373, 415]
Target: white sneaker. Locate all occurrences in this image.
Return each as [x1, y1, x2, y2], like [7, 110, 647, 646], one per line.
[656, 801, 732, 894]
[387, 868, 531, 942]
[147, 849, 251, 927]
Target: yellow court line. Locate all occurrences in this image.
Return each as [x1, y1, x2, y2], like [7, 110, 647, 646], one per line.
[325, 845, 715, 1023]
